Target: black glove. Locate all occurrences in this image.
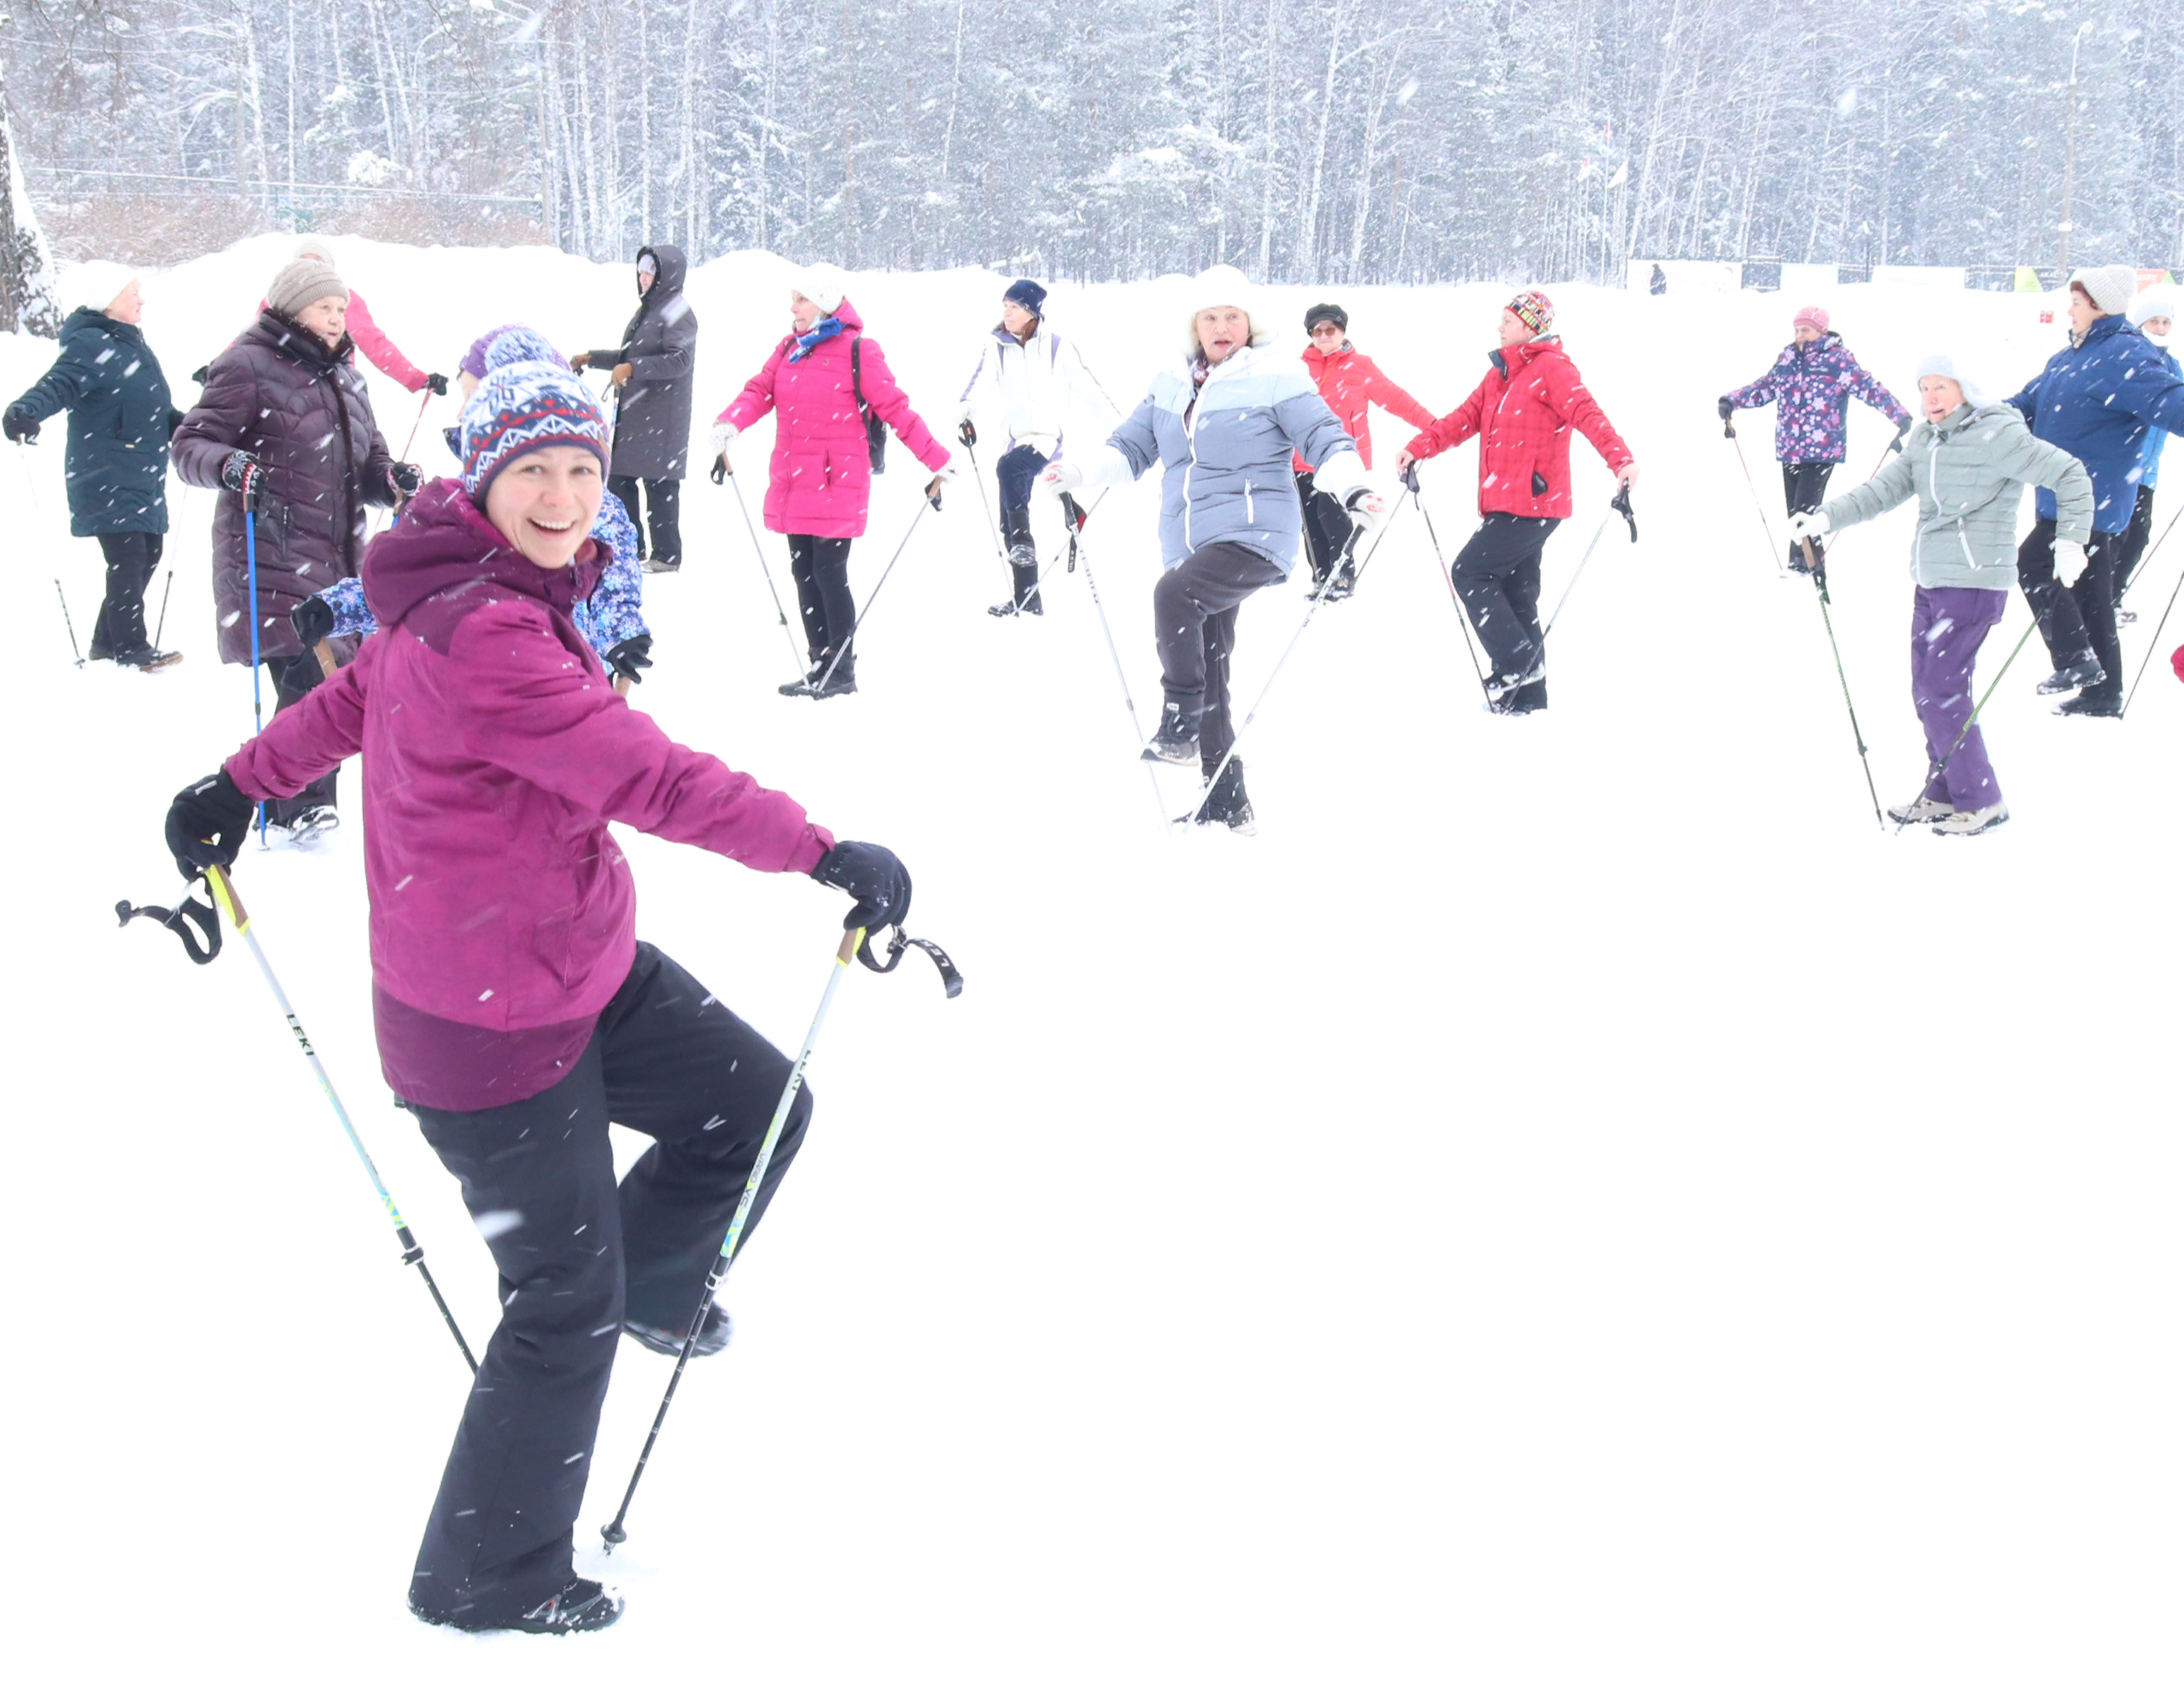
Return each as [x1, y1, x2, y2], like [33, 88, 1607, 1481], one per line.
[1717, 396, 1735, 423]
[291, 595, 336, 648]
[604, 634, 652, 685]
[959, 417, 978, 447]
[220, 450, 262, 500]
[388, 461, 423, 497]
[710, 454, 727, 486]
[1889, 417, 1911, 454]
[425, 371, 449, 396]
[811, 841, 912, 932]
[190, 364, 209, 384]
[165, 768, 257, 882]
[3, 404, 38, 444]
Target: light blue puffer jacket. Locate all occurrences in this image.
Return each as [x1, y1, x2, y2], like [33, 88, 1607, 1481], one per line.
[1089, 344, 1364, 575]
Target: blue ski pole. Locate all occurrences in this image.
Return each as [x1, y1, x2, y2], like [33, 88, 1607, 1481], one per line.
[245, 493, 267, 842]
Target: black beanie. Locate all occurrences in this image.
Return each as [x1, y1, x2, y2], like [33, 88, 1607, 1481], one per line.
[1304, 301, 1348, 333]
[1004, 277, 1048, 317]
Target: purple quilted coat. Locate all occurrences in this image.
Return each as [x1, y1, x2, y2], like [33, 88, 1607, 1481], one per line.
[1724, 334, 1911, 464]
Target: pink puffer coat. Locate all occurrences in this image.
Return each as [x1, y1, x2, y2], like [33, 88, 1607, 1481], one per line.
[717, 299, 949, 540]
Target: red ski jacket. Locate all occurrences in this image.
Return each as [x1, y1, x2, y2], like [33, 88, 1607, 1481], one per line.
[1404, 336, 1632, 520]
[1293, 342, 1436, 473]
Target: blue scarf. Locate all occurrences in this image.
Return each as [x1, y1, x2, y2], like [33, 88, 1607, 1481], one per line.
[787, 316, 848, 362]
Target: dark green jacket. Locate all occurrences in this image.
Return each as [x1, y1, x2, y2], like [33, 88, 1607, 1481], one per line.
[9, 306, 181, 537]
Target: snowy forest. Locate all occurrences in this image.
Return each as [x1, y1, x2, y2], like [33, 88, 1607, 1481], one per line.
[4, 0, 2181, 285]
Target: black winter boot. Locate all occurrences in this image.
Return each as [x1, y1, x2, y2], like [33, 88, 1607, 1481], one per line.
[623, 1302, 733, 1358]
[412, 1579, 624, 1635]
[1141, 703, 1200, 764]
[990, 506, 1042, 616]
[1185, 756, 1255, 835]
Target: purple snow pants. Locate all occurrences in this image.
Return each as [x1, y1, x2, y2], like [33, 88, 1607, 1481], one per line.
[1912, 586, 2009, 810]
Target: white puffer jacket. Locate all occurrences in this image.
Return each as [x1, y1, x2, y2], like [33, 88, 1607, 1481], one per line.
[957, 322, 1116, 457]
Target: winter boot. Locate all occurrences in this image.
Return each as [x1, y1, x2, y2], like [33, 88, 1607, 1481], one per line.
[2052, 691, 2120, 719]
[412, 1579, 625, 1636]
[1485, 662, 1542, 703]
[116, 645, 184, 673]
[1933, 802, 2009, 837]
[1141, 703, 1200, 765]
[1183, 756, 1255, 835]
[1318, 563, 1357, 602]
[276, 805, 341, 843]
[2035, 655, 2105, 696]
[989, 506, 1042, 616]
[1888, 797, 1953, 826]
[805, 654, 857, 699]
[622, 1302, 733, 1358]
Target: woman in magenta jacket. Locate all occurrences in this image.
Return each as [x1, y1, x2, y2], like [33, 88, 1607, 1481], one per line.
[162, 330, 914, 1637]
[709, 264, 955, 697]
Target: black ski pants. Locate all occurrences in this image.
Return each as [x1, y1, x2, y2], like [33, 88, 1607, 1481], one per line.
[786, 534, 855, 673]
[1451, 513, 1559, 709]
[90, 530, 161, 659]
[2019, 517, 2125, 705]
[1293, 470, 1355, 585]
[261, 650, 339, 821]
[1782, 461, 1835, 575]
[1153, 541, 1287, 776]
[2115, 482, 2158, 598]
[609, 476, 682, 569]
[406, 942, 811, 1626]
[996, 445, 1048, 605]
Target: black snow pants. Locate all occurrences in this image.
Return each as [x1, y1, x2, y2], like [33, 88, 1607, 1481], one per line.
[996, 444, 1048, 608]
[609, 476, 683, 569]
[1782, 461, 1835, 575]
[1451, 513, 1560, 710]
[2019, 517, 2125, 707]
[260, 650, 339, 822]
[1153, 540, 1288, 776]
[786, 534, 856, 674]
[406, 942, 811, 1626]
[90, 531, 161, 660]
[2115, 482, 2158, 598]
[1294, 470, 1356, 586]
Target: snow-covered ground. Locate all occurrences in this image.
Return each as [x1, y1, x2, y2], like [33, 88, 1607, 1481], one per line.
[6, 242, 2180, 1677]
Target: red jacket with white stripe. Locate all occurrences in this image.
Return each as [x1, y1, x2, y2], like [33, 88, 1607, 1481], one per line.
[1404, 336, 1632, 520]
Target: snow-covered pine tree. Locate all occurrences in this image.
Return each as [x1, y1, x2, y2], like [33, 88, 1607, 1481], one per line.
[0, 49, 63, 339]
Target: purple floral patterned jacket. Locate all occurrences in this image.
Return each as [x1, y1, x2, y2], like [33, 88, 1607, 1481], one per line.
[1725, 334, 1911, 464]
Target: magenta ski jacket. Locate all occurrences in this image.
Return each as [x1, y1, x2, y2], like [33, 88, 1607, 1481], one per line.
[1724, 333, 1911, 464]
[716, 298, 949, 540]
[223, 481, 834, 1078]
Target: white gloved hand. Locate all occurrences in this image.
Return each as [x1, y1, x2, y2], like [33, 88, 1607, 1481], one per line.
[955, 400, 976, 423]
[1344, 488, 1390, 538]
[710, 421, 739, 458]
[2053, 538, 2088, 587]
[1785, 509, 1831, 542]
[930, 456, 961, 484]
[1041, 460, 1085, 494]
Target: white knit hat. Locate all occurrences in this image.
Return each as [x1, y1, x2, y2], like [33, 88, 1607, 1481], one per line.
[2068, 264, 2139, 318]
[792, 263, 849, 318]
[1913, 353, 1990, 409]
[57, 261, 139, 316]
[1184, 265, 1270, 354]
[2127, 283, 2177, 332]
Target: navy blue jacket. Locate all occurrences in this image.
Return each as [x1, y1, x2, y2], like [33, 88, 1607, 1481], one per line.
[8, 306, 180, 537]
[2006, 316, 2184, 532]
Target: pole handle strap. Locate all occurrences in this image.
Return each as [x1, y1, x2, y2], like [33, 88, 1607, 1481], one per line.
[856, 924, 966, 998]
[1614, 482, 1638, 542]
[115, 883, 222, 965]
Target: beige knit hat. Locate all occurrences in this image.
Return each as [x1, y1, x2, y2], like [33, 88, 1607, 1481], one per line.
[266, 257, 348, 318]
[2067, 264, 2139, 318]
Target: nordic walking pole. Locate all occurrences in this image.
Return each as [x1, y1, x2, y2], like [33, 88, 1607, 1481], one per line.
[1728, 425, 1790, 577]
[812, 486, 937, 695]
[724, 468, 808, 679]
[1062, 493, 1171, 833]
[2120, 545, 2184, 717]
[396, 386, 431, 463]
[54, 580, 85, 667]
[201, 864, 479, 1374]
[246, 492, 269, 843]
[154, 569, 173, 650]
[1802, 538, 1884, 830]
[1336, 486, 1409, 592]
[961, 424, 1007, 566]
[1187, 523, 1362, 825]
[1014, 487, 1109, 616]
[1407, 468, 1492, 702]
[1542, 484, 1638, 642]
[1893, 616, 2041, 835]
[602, 924, 867, 1552]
